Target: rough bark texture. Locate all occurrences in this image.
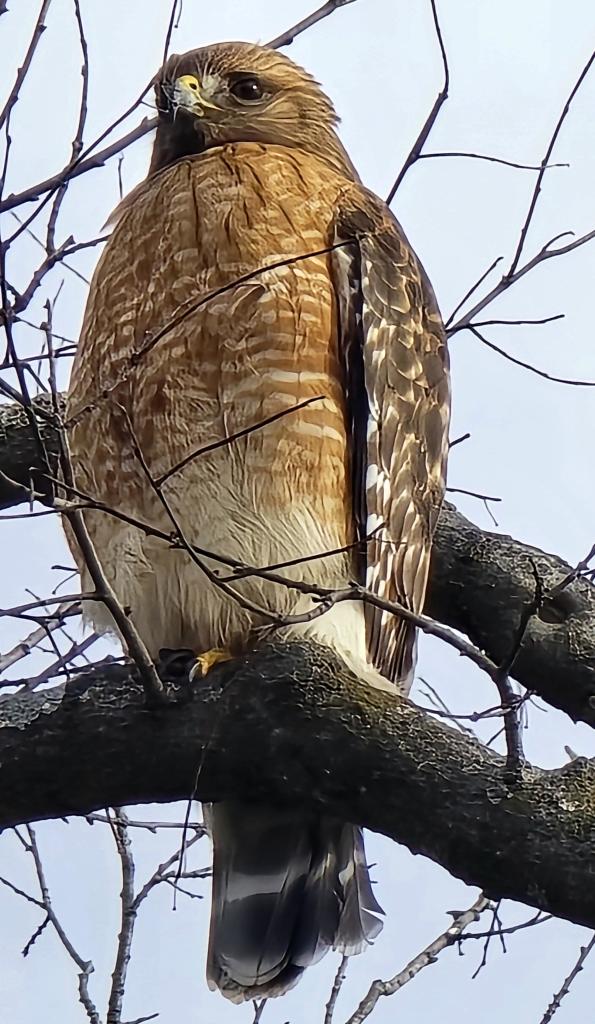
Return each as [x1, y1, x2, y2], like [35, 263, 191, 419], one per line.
[429, 503, 595, 724]
[1, 642, 595, 928]
[0, 393, 63, 505]
[1, 396, 594, 723]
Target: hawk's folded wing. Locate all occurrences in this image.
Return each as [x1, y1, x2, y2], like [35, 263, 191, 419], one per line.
[331, 193, 450, 690]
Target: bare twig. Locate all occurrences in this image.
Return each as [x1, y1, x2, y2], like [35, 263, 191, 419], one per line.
[66, 508, 168, 705]
[10, 235, 108, 316]
[162, 0, 182, 65]
[446, 487, 501, 504]
[386, 0, 449, 203]
[471, 900, 506, 978]
[508, 49, 595, 276]
[344, 895, 491, 1024]
[252, 1000, 267, 1024]
[267, 0, 357, 49]
[45, 0, 90, 253]
[449, 431, 471, 448]
[445, 257, 504, 328]
[156, 394, 326, 486]
[324, 955, 349, 1024]
[0, 0, 53, 133]
[0, 600, 79, 674]
[106, 809, 135, 1024]
[470, 315, 564, 329]
[0, 117, 156, 214]
[131, 833, 204, 910]
[24, 825, 100, 1024]
[448, 226, 595, 333]
[0, 873, 44, 909]
[5, 88, 153, 244]
[418, 151, 568, 172]
[460, 909, 552, 943]
[467, 325, 595, 387]
[85, 814, 206, 834]
[538, 934, 595, 1024]
[7, 632, 99, 691]
[545, 542, 595, 600]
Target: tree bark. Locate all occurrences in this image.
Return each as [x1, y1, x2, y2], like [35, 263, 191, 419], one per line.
[1, 641, 595, 928]
[1, 396, 594, 724]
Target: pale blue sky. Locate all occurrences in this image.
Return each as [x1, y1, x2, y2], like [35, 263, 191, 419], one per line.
[1, 2, 595, 1022]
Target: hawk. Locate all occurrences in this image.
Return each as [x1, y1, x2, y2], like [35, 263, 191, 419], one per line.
[65, 42, 450, 1002]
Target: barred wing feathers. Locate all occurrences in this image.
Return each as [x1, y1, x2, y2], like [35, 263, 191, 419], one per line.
[332, 194, 450, 690]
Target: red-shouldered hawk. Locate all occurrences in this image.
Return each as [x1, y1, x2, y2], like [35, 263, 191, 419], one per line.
[65, 42, 450, 1003]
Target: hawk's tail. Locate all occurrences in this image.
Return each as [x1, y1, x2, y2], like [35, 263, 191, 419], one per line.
[205, 801, 384, 1002]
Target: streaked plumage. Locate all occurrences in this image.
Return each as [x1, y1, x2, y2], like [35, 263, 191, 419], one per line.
[65, 41, 450, 1002]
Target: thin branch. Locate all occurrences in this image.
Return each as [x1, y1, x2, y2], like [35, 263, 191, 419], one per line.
[418, 150, 568, 171]
[446, 486, 501, 504]
[507, 48, 595, 276]
[0, 116, 156, 214]
[131, 833, 204, 910]
[470, 314, 564, 329]
[51, 397, 167, 705]
[324, 955, 349, 1024]
[45, 0, 89, 253]
[7, 633, 99, 691]
[468, 325, 595, 387]
[0, 601, 79, 674]
[24, 825, 100, 1024]
[448, 226, 595, 333]
[4, 87, 153, 245]
[252, 999, 267, 1024]
[544, 542, 595, 603]
[107, 808, 135, 1024]
[22, 913, 50, 956]
[85, 813, 206, 834]
[538, 934, 595, 1024]
[266, 0, 357, 49]
[0, 0, 53, 133]
[471, 900, 506, 978]
[460, 909, 552, 942]
[9, 235, 107, 316]
[344, 895, 491, 1023]
[448, 431, 471, 448]
[156, 394, 325, 486]
[386, 0, 449, 203]
[162, 0, 181, 65]
[445, 257, 503, 328]
[66, 508, 168, 706]
[0, 873, 44, 909]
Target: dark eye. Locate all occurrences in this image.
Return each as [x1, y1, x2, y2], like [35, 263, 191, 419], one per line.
[229, 75, 264, 102]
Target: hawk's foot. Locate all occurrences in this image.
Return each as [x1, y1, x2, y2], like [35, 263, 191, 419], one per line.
[190, 647, 234, 681]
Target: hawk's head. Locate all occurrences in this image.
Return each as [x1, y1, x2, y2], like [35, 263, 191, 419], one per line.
[150, 41, 358, 181]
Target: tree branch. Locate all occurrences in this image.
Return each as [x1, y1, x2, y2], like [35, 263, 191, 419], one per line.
[0, 397, 593, 726]
[2, 642, 595, 930]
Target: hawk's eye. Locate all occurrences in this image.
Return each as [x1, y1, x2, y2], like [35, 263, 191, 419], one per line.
[229, 75, 264, 102]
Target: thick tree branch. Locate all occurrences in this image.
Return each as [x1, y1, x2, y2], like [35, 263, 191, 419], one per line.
[0, 396, 594, 724]
[1, 642, 595, 929]
[428, 502, 595, 725]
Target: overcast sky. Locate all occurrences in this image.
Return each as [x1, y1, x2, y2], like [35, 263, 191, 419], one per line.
[1, 2, 595, 1023]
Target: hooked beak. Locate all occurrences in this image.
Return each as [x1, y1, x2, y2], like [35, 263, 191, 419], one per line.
[162, 74, 216, 117]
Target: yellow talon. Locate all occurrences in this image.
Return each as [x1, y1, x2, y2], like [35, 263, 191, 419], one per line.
[190, 647, 234, 680]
